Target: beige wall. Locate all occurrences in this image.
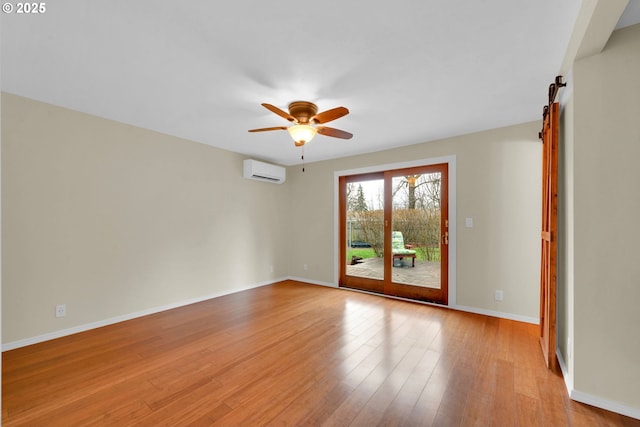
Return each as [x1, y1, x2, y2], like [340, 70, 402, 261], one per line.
[288, 121, 542, 320]
[2, 93, 290, 344]
[570, 23, 640, 411]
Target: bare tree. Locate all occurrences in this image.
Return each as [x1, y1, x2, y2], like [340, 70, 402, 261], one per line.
[390, 173, 443, 261]
[357, 210, 384, 257]
[346, 183, 355, 211]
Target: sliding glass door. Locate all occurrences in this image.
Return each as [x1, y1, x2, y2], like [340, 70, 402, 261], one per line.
[339, 164, 448, 304]
[340, 172, 385, 293]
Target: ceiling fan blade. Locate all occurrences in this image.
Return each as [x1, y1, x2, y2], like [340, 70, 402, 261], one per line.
[248, 126, 288, 132]
[311, 106, 349, 124]
[261, 103, 296, 122]
[317, 126, 353, 139]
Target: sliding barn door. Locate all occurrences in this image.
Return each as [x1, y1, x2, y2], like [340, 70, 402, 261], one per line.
[540, 102, 559, 369]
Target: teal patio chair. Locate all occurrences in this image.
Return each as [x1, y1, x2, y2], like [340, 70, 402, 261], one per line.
[392, 231, 416, 267]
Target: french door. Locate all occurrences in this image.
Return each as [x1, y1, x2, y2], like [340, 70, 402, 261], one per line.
[339, 164, 448, 304]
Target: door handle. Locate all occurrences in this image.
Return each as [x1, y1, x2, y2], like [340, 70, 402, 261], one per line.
[443, 231, 449, 245]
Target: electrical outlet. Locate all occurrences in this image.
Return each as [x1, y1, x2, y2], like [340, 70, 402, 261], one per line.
[270, 265, 274, 273]
[55, 304, 66, 317]
[303, 264, 308, 271]
[494, 290, 504, 301]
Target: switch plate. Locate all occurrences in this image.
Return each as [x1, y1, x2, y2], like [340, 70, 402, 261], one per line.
[465, 217, 473, 228]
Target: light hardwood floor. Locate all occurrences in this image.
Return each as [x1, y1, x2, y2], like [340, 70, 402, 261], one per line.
[3, 280, 639, 426]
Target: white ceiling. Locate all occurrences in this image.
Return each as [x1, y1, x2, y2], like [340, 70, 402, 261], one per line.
[2, 1, 639, 165]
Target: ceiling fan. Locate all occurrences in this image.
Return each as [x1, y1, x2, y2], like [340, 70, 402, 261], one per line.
[248, 101, 353, 147]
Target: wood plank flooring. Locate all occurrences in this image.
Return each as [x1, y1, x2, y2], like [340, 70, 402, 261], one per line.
[3, 280, 639, 426]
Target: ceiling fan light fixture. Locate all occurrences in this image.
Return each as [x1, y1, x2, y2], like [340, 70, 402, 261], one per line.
[287, 124, 317, 145]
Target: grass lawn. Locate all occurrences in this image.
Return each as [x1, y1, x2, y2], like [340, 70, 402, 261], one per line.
[347, 248, 377, 259]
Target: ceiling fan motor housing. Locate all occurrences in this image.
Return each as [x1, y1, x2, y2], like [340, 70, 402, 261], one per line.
[288, 101, 318, 124]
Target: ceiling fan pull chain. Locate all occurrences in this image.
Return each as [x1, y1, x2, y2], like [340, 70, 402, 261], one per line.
[301, 147, 305, 172]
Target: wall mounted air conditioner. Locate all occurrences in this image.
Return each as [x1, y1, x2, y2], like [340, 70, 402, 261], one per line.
[243, 159, 286, 184]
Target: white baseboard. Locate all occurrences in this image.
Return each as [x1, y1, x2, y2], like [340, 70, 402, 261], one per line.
[569, 389, 640, 420]
[1, 278, 287, 352]
[557, 348, 640, 420]
[556, 347, 574, 392]
[453, 304, 539, 325]
[286, 276, 337, 288]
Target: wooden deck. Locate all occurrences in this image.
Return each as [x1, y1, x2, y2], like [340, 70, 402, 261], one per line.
[346, 257, 441, 288]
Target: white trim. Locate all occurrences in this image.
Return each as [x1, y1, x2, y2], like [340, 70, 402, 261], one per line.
[333, 155, 457, 305]
[556, 348, 574, 392]
[1, 278, 286, 352]
[557, 348, 640, 420]
[453, 304, 539, 325]
[287, 277, 336, 288]
[569, 390, 640, 421]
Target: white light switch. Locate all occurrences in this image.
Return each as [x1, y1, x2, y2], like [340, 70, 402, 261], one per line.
[465, 217, 473, 228]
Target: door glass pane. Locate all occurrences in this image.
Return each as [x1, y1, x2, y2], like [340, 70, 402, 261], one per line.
[391, 173, 442, 288]
[345, 178, 384, 281]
